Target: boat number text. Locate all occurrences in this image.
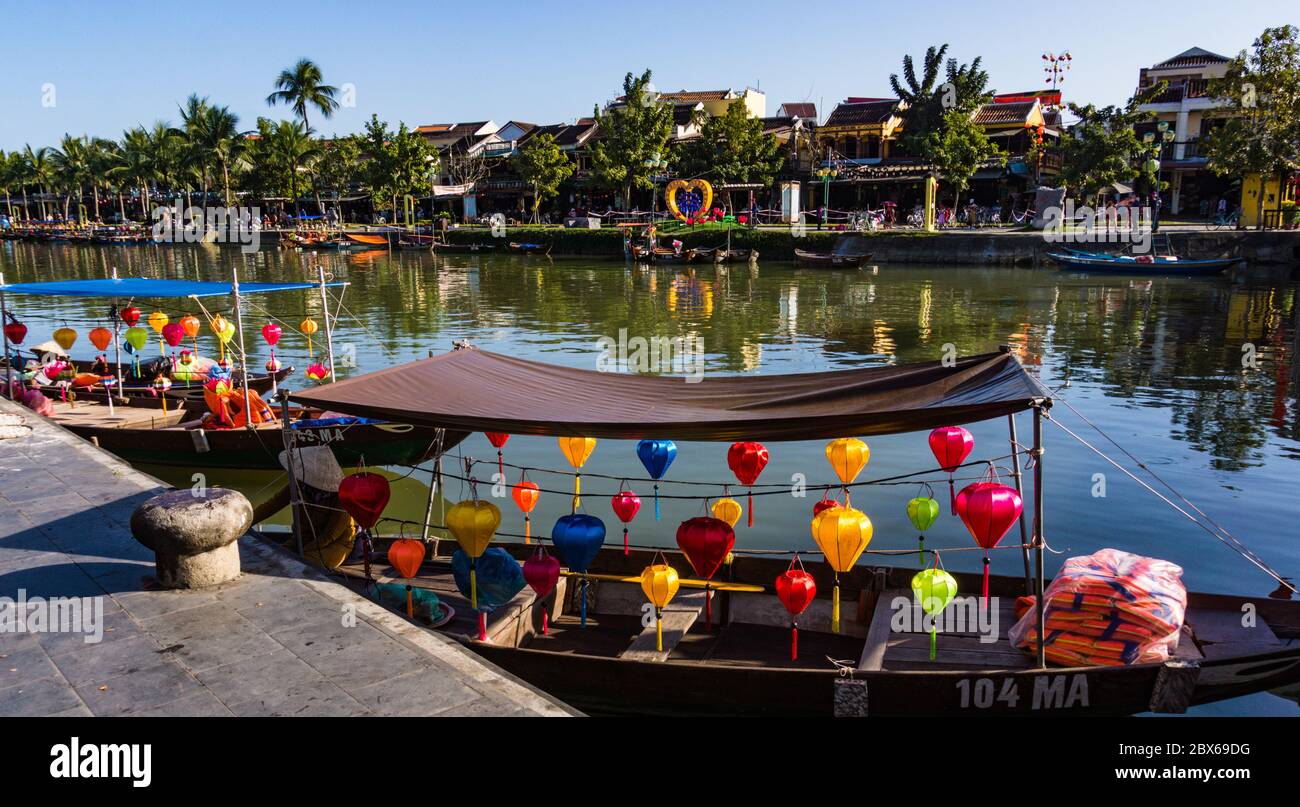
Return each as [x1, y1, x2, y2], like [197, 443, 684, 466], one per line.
[956, 674, 1089, 710]
[296, 428, 346, 444]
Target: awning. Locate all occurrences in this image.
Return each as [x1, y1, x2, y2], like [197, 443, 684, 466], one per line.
[288, 348, 1050, 442]
[0, 278, 344, 298]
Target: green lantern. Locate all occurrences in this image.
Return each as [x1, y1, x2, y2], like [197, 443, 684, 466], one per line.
[911, 567, 958, 660]
[907, 495, 940, 563]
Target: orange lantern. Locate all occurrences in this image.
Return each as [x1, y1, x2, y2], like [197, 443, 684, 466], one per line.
[387, 538, 427, 618]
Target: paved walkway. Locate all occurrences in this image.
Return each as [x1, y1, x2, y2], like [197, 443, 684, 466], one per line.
[0, 397, 576, 717]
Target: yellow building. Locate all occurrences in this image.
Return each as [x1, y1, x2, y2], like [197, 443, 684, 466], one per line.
[1239, 173, 1298, 228]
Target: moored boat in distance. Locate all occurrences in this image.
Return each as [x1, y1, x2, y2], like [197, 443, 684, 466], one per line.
[794, 248, 872, 268]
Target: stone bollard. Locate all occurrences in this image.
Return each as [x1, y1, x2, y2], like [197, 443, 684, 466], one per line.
[130, 488, 254, 588]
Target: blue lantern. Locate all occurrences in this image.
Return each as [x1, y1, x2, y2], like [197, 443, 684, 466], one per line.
[636, 439, 677, 520]
[551, 514, 606, 626]
[452, 547, 525, 613]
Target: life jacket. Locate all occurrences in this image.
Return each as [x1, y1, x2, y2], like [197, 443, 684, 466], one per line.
[203, 386, 275, 428]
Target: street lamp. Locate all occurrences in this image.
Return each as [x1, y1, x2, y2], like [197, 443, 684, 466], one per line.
[644, 152, 669, 222]
[814, 163, 838, 227]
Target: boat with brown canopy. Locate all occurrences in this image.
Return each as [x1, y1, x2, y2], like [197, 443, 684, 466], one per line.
[286, 347, 1300, 716]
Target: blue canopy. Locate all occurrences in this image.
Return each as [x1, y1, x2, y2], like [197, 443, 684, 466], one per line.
[0, 278, 343, 298]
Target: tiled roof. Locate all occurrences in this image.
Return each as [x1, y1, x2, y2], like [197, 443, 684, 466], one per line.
[415, 124, 454, 134]
[659, 89, 732, 101]
[824, 100, 898, 127]
[973, 100, 1035, 126]
[778, 102, 817, 118]
[1154, 46, 1231, 69]
[521, 121, 598, 149]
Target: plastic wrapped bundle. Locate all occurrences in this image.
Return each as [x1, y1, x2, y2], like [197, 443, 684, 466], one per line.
[374, 581, 443, 622]
[1009, 548, 1187, 666]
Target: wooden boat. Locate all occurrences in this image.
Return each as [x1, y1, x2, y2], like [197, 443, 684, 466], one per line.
[16, 352, 293, 402]
[713, 248, 759, 264]
[287, 346, 1300, 716]
[48, 400, 462, 470]
[1046, 249, 1241, 275]
[433, 242, 491, 254]
[344, 233, 391, 249]
[331, 540, 1300, 717]
[794, 248, 872, 268]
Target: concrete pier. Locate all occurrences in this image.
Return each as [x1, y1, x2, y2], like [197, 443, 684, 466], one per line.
[0, 397, 576, 717]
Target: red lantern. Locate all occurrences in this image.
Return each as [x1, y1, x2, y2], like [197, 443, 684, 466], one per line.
[261, 322, 282, 346]
[676, 516, 735, 628]
[387, 538, 427, 618]
[727, 441, 769, 527]
[161, 322, 185, 348]
[119, 306, 141, 327]
[3, 320, 27, 346]
[928, 425, 974, 514]
[338, 472, 391, 530]
[955, 479, 1023, 605]
[523, 548, 561, 634]
[511, 479, 540, 543]
[485, 432, 509, 478]
[775, 559, 817, 661]
[813, 495, 839, 516]
[610, 488, 641, 555]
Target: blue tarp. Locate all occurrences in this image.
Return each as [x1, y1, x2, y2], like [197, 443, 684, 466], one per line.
[0, 277, 344, 298]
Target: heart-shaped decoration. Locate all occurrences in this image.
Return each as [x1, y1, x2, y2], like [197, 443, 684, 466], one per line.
[664, 178, 713, 222]
[387, 537, 426, 579]
[446, 499, 501, 558]
[338, 471, 391, 529]
[610, 490, 641, 524]
[675, 516, 735, 581]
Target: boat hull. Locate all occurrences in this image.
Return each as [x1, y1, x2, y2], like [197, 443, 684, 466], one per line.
[1047, 251, 1240, 274]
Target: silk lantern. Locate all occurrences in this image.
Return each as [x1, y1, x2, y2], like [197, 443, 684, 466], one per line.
[550, 513, 605, 627]
[339, 470, 391, 581]
[955, 478, 1023, 606]
[261, 322, 281, 378]
[452, 547, 525, 641]
[146, 311, 169, 354]
[640, 561, 680, 652]
[557, 436, 596, 510]
[3, 320, 27, 346]
[511, 477, 540, 543]
[912, 567, 958, 660]
[676, 515, 734, 628]
[124, 326, 148, 351]
[825, 437, 869, 505]
[727, 441, 769, 527]
[775, 557, 817, 661]
[301, 317, 319, 357]
[387, 537, 427, 618]
[88, 326, 112, 352]
[53, 326, 77, 352]
[610, 487, 641, 555]
[813, 494, 840, 517]
[635, 439, 677, 519]
[907, 490, 941, 563]
[119, 306, 141, 327]
[523, 547, 561, 635]
[446, 498, 502, 612]
[929, 425, 974, 514]
[810, 505, 873, 633]
[162, 322, 185, 348]
[209, 315, 235, 360]
[181, 314, 202, 341]
[711, 497, 742, 529]
[485, 432, 509, 479]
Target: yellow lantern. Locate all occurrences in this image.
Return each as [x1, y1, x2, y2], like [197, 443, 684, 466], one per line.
[446, 499, 502, 610]
[147, 311, 170, 354]
[301, 318, 319, 357]
[53, 326, 77, 352]
[557, 436, 597, 510]
[825, 437, 869, 504]
[810, 505, 874, 633]
[711, 497, 743, 528]
[640, 562, 680, 652]
[209, 315, 236, 360]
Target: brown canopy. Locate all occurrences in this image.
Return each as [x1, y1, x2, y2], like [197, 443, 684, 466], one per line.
[288, 348, 1050, 442]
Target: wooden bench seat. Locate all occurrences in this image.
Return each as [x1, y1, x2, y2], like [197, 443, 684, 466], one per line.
[620, 590, 709, 662]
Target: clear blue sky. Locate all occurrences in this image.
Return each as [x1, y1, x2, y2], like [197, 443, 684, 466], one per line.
[1, 0, 1292, 150]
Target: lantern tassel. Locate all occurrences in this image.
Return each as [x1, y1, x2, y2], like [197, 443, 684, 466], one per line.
[949, 478, 957, 515]
[497, 449, 503, 480]
[580, 578, 588, 627]
[918, 534, 925, 564]
[791, 623, 798, 661]
[929, 626, 937, 660]
[524, 515, 531, 544]
[470, 565, 478, 611]
[653, 483, 660, 520]
[623, 526, 629, 556]
[542, 609, 549, 635]
[405, 585, 413, 619]
[832, 578, 841, 634]
[705, 585, 711, 629]
[655, 609, 663, 652]
[478, 611, 487, 641]
[747, 489, 754, 527]
[573, 474, 581, 512]
[982, 555, 990, 609]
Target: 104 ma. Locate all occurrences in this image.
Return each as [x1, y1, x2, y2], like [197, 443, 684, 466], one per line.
[956, 674, 1089, 710]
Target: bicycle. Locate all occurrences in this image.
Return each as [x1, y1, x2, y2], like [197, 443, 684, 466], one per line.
[1207, 209, 1241, 230]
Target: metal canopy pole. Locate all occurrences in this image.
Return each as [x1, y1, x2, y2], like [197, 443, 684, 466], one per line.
[318, 266, 336, 381]
[230, 265, 254, 427]
[279, 391, 303, 557]
[1032, 401, 1047, 669]
[0, 272, 10, 398]
[1007, 413, 1033, 595]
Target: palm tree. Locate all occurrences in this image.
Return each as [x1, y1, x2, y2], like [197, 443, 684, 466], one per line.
[51, 135, 92, 222]
[192, 104, 244, 207]
[0, 151, 16, 220]
[174, 94, 214, 213]
[252, 119, 322, 217]
[23, 145, 53, 220]
[889, 45, 950, 109]
[266, 59, 339, 135]
[118, 126, 156, 222]
[86, 137, 121, 221]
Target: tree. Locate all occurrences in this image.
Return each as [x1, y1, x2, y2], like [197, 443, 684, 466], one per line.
[676, 102, 783, 211]
[51, 134, 92, 221]
[513, 134, 574, 221]
[889, 44, 950, 147]
[923, 109, 1004, 207]
[891, 45, 994, 161]
[266, 59, 340, 135]
[362, 115, 437, 222]
[23, 145, 53, 220]
[588, 69, 673, 211]
[1202, 25, 1300, 229]
[245, 118, 321, 216]
[315, 134, 365, 216]
[1058, 84, 1165, 202]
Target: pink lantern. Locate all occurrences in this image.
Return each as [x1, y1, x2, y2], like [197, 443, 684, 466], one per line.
[955, 479, 1023, 605]
[928, 425, 974, 514]
[522, 548, 561, 635]
[610, 488, 642, 555]
[261, 322, 282, 346]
